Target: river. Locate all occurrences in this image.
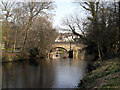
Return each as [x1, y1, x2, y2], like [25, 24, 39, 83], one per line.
[2, 58, 87, 88]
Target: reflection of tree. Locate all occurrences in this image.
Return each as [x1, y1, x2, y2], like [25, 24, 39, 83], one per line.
[38, 60, 56, 88]
[2, 60, 58, 88]
[69, 58, 72, 67]
[2, 59, 88, 88]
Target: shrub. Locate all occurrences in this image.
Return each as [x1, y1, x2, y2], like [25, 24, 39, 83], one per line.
[29, 47, 39, 60]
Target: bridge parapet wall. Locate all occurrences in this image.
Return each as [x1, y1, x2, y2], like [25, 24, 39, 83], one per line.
[52, 43, 84, 51]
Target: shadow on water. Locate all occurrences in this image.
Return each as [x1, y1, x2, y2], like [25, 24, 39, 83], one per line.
[29, 59, 39, 66]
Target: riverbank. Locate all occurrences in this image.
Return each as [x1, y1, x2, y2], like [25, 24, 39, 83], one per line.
[2, 52, 48, 63]
[78, 57, 120, 88]
[2, 52, 30, 63]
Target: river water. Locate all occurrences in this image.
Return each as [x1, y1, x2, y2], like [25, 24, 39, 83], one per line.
[2, 58, 87, 88]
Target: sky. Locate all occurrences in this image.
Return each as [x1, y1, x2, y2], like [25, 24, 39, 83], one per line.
[52, 0, 87, 33]
[53, 0, 78, 28]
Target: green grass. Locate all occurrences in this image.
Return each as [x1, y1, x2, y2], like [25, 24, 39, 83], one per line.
[102, 77, 119, 88]
[78, 58, 120, 88]
[2, 48, 20, 52]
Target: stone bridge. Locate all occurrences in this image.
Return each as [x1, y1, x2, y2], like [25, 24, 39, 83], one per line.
[51, 42, 84, 51]
[49, 42, 85, 58]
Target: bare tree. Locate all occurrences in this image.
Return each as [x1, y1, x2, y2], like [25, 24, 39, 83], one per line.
[62, 1, 120, 60]
[1, 0, 16, 50]
[19, 2, 55, 51]
[26, 15, 57, 57]
[62, 14, 87, 40]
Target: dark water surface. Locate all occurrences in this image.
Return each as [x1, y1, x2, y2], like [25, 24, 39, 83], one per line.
[2, 58, 87, 88]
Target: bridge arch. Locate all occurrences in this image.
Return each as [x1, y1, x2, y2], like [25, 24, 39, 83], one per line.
[49, 47, 68, 59]
[50, 47, 68, 53]
[48, 42, 85, 59]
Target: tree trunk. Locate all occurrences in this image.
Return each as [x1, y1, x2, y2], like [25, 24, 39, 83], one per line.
[98, 43, 102, 60]
[5, 18, 9, 51]
[13, 29, 18, 52]
[21, 21, 32, 52]
[118, 1, 120, 49]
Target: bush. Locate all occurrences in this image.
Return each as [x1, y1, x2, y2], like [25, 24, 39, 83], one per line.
[29, 47, 39, 60]
[2, 52, 19, 62]
[2, 53, 8, 62]
[16, 52, 30, 60]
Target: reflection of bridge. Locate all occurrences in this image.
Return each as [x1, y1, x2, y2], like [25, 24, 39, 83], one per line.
[49, 42, 85, 59]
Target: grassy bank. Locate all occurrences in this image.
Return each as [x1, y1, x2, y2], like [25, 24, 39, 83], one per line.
[78, 58, 120, 88]
[2, 52, 47, 63]
[2, 52, 30, 63]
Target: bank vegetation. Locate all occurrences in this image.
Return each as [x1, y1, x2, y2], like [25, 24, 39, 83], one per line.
[1, 1, 57, 62]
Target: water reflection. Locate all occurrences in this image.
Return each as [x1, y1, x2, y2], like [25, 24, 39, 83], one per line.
[2, 58, 87, 88]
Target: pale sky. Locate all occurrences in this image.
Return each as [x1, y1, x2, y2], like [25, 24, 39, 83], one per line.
[53, 0, 87, 32]
[53, 0, 79, 28]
